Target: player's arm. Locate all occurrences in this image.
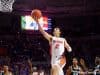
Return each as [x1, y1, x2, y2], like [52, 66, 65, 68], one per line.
[66, 66, 72, 75]
[36, 19, 52, 41]
[27, 59, 33, 74]
[64, 39, 72, 52]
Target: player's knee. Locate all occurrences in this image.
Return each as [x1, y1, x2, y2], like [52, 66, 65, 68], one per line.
[52, 65, 59, 72]
[52, 65, 58, 70]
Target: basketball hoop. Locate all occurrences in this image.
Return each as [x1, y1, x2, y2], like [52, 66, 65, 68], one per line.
[0, 0, 15, 12]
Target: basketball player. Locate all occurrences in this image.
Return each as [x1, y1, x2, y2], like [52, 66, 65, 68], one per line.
[32, 16, 72, 75]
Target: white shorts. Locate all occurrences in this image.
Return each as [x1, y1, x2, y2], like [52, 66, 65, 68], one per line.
[51, 64, 64, 75]
[51, 55, 66, 68]
[51, 56, 66, 75]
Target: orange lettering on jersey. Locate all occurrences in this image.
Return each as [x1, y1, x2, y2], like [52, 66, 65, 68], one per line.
[53, 40, 63, 43]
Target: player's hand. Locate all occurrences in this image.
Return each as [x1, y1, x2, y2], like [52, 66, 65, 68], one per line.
[33, 16, 39, 23]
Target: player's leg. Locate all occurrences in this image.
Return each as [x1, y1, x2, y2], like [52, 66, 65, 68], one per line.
[56, 56, 66, 75]
[59, 55, 66, 68]
[59, 56, 66, 75]
[51, 64, 64, 75]
[51, 65, 59, 75]
[51, 56, 66, 75]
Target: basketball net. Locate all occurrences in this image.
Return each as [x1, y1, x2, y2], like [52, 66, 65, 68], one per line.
[0, 0, 15, 12]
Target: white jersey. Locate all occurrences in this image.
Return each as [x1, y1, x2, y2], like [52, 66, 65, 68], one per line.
[50, 37, 65, 65]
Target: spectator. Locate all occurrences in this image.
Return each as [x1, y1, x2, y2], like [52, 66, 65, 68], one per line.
[94, 56, 100, 75]
[27, 59, 33, 75]
[19, 63, 28, 75]
[79, 58, 88, 71]
[66, 57, 83, 75]
[13, 64, 19, 75]
[3, 65, 12, 75]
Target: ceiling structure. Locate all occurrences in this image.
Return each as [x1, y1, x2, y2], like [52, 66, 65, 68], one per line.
[12, 0, 100, 16]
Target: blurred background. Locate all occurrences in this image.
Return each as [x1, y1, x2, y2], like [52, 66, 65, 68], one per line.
[0, 0, 100, 75]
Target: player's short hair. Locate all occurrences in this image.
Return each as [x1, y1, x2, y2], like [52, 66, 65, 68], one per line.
[53, 26, 62, 32]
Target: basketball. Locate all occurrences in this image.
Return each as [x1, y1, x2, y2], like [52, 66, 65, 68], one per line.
[31, 9, 42, 20]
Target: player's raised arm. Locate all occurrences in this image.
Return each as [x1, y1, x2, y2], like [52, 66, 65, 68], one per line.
[64, 39, 72, 52]
[37, 21, 52, 41]
[31, 9, 52, 41]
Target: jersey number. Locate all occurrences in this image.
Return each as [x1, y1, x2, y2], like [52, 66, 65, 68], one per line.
[55, 44, 60, 49]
